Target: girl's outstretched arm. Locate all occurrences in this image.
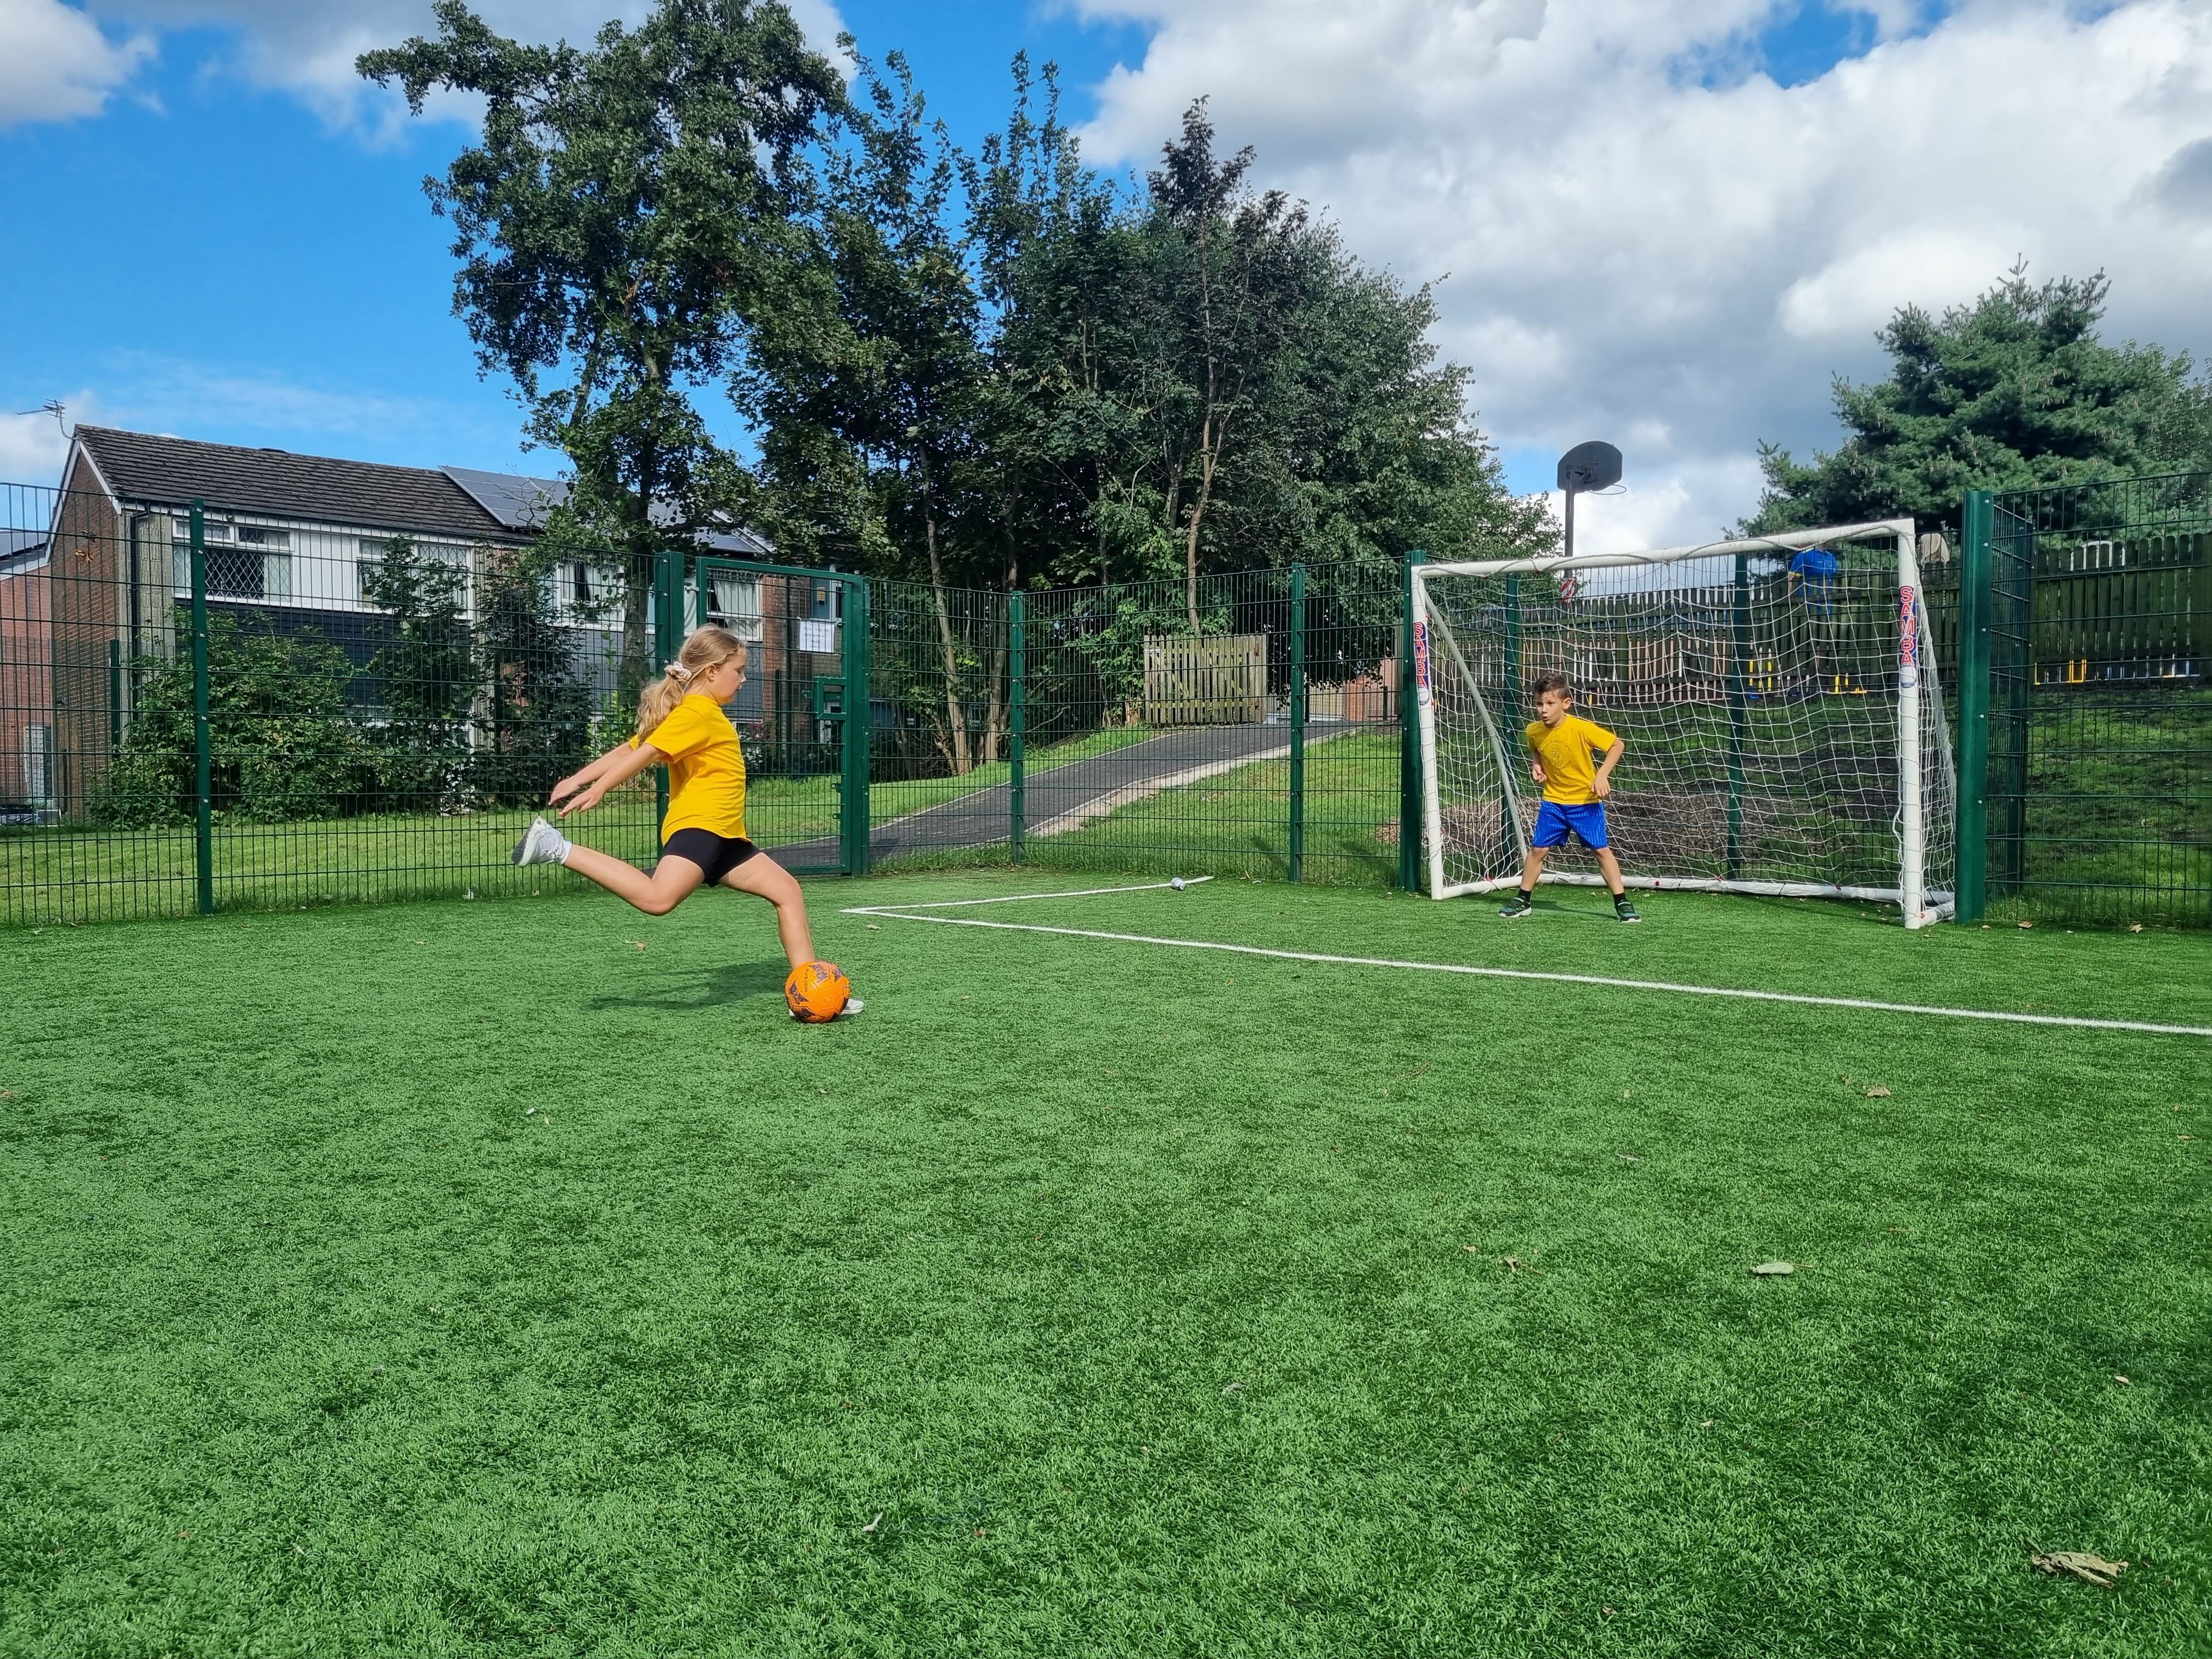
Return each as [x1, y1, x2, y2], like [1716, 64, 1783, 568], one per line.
[552, 742, 665, 817]
[549, 740, 633, 809]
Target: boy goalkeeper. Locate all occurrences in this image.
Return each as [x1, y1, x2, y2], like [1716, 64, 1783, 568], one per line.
[1498, 670, 1640, 923]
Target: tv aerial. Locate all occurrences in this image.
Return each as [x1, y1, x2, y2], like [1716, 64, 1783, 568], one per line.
[1555, 440, 1621, 562]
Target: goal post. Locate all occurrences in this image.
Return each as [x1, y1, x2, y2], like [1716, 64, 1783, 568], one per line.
[1412, 520, 1955, 927]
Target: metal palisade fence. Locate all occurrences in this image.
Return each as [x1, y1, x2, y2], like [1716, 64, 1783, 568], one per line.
[3, 472, 2203, 928]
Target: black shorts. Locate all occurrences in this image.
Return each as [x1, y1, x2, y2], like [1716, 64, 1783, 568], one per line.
[659, 828, 763, 885]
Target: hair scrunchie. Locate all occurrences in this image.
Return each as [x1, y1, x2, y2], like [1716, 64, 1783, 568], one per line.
[666, 662, 695, 682]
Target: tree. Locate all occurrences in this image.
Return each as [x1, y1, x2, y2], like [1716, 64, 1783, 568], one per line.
[360, 537, 475, 810]
[92, 613, 376, 827]
[473, 548, 595, 806]
[1142, 100, 1311, 630]
[1747, 266, 2212, 537]
[358, 0, 845, 704]
[741, 52, 997, 770]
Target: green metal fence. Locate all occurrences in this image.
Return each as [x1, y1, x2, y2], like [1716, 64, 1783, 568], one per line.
[1957, 474, 2210, 925]
[0, 478, 1412, 926]
[7, 460, 2203, 929]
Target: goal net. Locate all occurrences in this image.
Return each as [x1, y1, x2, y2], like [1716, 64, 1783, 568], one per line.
[1412, 521, 1955, 927]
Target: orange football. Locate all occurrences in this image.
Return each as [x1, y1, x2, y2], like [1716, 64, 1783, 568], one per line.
[784, 960, 851, 1023]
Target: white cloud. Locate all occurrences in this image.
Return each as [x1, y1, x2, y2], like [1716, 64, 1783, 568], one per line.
[1074, 0, 2212, 545]
[62, 1, 848, 131]
[0, 394, 97, 489]
[0, 0, 153, 127]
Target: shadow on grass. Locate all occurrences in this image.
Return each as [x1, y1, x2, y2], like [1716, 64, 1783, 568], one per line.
[586, 959, 788, 1012]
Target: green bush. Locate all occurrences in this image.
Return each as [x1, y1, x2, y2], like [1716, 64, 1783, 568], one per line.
[92, 612, 379, 827]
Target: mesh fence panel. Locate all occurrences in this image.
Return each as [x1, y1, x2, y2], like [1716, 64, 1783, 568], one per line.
[4, 484, 658, 923]
[1978, 473, 2210, 924]
[1007, 562, 1403, 885]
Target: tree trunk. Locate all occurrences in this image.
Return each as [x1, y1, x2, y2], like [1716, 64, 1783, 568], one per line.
[923, 483, 972, 775]
[981, 528, 1018, 765]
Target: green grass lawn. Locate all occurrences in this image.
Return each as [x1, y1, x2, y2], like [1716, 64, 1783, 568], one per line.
[3, 872, 2208, 1656]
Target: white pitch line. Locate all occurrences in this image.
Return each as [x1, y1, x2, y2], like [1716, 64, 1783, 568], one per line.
[843, 890, 2212, 1039]
[846, 877, 1212, 912]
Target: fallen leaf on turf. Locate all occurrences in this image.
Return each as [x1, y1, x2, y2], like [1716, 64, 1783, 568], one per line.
[1751, 1261, 1796, 1276]
[1865, 1085, 1892, 1098]
[1502, 1255, 1523, 1271]
[1221, 1381, 1243, 1394]
[1398, 1063, 1432, 1080]
[866, 923, 880, 930]
[1463, 1245, 1480, 1252]
[2032, 1551, 2125, 1588]
[861, 1513, 882, 1533]
[2182, 1135, 2197, 1142]
[2018, 921, 2034, 929]
[2129, 923, 2143, 933]
[2114, 1375, 2130, 1385]
[1699, 1419, 1713, 1427]
[1618, 1153, 1641, 1161]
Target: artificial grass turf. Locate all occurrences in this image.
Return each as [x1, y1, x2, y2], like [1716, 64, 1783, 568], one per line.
[2, 873, 2208, 1657]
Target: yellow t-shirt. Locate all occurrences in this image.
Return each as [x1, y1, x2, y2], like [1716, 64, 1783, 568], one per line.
[1525, 713, 1619, 805]
[635, 693, 748, 840]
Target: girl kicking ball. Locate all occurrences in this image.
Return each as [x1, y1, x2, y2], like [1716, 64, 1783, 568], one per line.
[510, 624, 857, 1020]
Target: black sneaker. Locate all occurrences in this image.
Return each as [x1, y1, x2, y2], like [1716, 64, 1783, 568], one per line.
[1498, 893, 1534, 919]
[1614, 897, 1641, 924]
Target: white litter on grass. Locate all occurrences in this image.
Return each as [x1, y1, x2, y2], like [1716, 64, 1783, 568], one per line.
[841, 882, 2212, 1039]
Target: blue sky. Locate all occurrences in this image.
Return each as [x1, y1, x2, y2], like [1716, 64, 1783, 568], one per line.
[3, 1, 2203, 549]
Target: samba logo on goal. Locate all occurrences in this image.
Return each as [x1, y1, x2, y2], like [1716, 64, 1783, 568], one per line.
[1898, 584, 1918, 690]
[1414, 618, 1432, 696]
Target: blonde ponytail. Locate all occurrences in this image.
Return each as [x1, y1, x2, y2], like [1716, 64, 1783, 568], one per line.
[634, 624, 747, 740]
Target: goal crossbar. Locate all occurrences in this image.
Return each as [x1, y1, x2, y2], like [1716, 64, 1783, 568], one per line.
[1412, 520, 1954, 927]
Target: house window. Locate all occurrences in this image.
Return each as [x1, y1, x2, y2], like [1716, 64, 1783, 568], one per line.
[357, 538, 470, 608]
[170, 520, 267, 599]
[239, 526, 291, 601]
[21, 723, 50, 806]
[709, 573, 765, 642]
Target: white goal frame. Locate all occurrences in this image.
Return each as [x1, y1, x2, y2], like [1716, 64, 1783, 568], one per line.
[1412, 518, 1953, 928]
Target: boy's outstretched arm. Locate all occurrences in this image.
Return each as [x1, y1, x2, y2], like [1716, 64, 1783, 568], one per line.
[1592, 737, 1624, 799]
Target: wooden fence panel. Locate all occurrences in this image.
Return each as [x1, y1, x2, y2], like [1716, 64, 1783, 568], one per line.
[1143, 633, 1268, 725]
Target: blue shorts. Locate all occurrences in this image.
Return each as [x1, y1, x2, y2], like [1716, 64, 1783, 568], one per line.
[1532, 799, 1609, 850]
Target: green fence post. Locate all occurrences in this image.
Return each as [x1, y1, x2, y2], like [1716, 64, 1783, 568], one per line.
[189, 500, 213, 915]
[107, 637, 122, 749]
[651, 550, 684, 836]
[1955, 489, 1992, 922]
[1289, 562, 1306, 882]
[842, 575, 872, 876]
[1397, 549, 1427, 891]
[1009, 589, 1026, 865]
[1727, 551, 1750, 881]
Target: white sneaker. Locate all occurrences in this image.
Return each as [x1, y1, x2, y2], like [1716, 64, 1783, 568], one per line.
[834, 997, 865, 1019]
[511, 816, 571, 867]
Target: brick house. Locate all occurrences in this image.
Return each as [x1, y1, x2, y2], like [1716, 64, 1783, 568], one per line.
[0, 529, 52, 818]
[17, 426, 789, 820]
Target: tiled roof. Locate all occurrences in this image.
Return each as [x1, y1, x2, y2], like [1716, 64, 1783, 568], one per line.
[74, 427, 518, 542]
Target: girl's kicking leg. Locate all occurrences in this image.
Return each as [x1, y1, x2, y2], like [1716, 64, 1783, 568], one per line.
[720, 853, 815, 968]
[559, 842, 708, 916]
